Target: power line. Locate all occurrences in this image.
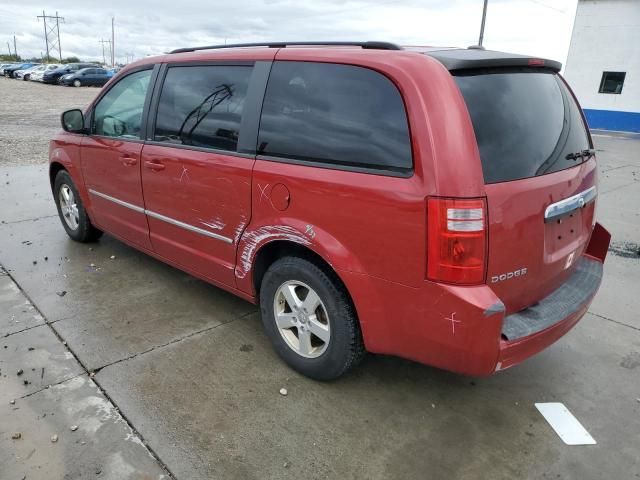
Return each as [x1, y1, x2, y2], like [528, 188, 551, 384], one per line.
[37, 11, 65, 62]
[111, 17, 115, 66]
[99, 39, 112, 65]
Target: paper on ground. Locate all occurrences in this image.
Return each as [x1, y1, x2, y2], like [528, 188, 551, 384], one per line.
[535, 402, 596, 445]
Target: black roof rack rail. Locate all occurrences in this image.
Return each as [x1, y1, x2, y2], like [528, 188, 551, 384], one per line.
[170, 41, 402, 54]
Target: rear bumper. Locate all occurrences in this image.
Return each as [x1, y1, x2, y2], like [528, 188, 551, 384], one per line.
[341, 222, 610, 376]
[496, 255, 602, 371]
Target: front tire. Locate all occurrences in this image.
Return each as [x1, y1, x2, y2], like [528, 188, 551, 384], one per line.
[73, 79, 81, 87]
[53, 170, 102, 242]
[260, 257, 365, 381]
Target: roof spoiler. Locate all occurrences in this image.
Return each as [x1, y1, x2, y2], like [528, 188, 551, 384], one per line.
[427, 48, 562, 72]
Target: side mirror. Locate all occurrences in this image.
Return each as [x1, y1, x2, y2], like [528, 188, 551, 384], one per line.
[61, 109, 85, 133]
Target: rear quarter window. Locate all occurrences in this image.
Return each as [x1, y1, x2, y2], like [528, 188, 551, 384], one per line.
[258, 61, 412, 174]
[454, 69, 591, 184]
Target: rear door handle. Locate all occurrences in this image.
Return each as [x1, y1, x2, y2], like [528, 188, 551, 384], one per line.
[144, 160, 165, 172]
[120, 155, 137, 166]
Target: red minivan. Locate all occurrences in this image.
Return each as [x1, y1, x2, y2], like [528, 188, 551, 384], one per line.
[50, 41, 610, 380]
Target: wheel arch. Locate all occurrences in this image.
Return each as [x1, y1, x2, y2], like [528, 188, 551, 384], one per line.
[250, 240, 363, 325]
[49, 161, 67, 190]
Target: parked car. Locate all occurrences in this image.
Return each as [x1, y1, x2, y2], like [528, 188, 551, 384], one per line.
[42, 63, 100, 84]
[4, 62, 36, 78]
[49, 41, 611, 380]
[15, 64, 43, 80]
[0, 63, 19, 74]
[60, 67, 111, 87]
[29, 64, 62, 82]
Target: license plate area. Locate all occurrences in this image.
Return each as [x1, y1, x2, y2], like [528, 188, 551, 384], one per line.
[544, 210, 587, 264]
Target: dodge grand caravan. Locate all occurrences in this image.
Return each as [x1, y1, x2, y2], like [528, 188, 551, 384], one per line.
[49, 41, 610, 380]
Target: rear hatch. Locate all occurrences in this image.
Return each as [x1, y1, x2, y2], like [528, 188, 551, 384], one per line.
[453, 67, 596, 314]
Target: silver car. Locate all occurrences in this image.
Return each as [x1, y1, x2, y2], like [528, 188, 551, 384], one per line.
[29, 64, 61, 82]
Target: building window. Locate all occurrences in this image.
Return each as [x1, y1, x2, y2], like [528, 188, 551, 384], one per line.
[599, 72, 626, 94]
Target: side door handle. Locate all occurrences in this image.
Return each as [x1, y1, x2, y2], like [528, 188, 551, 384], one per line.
[144, 160, 166, 172]
[120, 155, 137, 167]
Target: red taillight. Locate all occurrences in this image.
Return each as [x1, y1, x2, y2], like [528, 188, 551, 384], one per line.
[427, 197, 487, 285]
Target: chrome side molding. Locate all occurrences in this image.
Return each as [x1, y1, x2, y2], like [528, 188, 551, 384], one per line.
[88, 189, 233, 244]
[89, 189, 145, 214]
[544, 186, 597, 223]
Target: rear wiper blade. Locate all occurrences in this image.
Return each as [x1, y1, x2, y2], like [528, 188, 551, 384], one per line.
[566, 149, 595, 161]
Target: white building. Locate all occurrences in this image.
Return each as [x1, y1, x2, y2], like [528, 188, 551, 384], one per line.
[564, 0, 640, 133]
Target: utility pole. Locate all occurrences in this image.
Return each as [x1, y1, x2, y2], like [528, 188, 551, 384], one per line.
[37, 11, 65, 62]
[478, 0, 488, 47]
[56, 12, 62, 62]
[7, 41, 12, 59]
[111, 17, 115, 66]
[13, 35, 17, 60]
[99, 39, 112, 66]
[40, 10, 49, 60]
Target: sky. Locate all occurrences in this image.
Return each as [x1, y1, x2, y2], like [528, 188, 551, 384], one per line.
[0, 0, 578, 66]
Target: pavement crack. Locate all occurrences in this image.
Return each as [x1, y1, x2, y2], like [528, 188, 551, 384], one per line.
[590, 312, 640, 332]
[601, 164, 635, 173]
[2, 322, 48, 338]
[18, 372, 86, 399]
[600, 181, 640, 195]
[1, 214, 58, 225]
[94, 309, 256, 371]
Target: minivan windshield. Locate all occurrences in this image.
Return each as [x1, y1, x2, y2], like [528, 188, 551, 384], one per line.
[454, 69, 591, 184]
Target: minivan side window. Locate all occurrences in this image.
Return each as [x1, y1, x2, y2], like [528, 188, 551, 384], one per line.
[258, 61, 412, 173]
[92, 69, 152, 139]
[153, 65, 252, 152]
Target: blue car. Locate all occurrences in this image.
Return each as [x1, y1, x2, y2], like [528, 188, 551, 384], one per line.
[59, 67, 111, 87]
[3, 63, 36, 78]
[42, 63, 100, 84]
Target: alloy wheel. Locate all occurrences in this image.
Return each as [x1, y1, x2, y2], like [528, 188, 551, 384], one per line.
[273, 280, 331, 358]
[58, 184, 80, 230]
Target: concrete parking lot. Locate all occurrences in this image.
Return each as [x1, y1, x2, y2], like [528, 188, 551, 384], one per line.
[1, 77, 639, 479]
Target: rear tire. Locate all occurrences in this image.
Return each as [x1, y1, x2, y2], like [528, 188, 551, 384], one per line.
[53, 170, 102, 243]
[259, 257, 365, 381]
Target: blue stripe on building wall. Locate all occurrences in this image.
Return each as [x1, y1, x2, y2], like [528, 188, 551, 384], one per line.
[583, 109, 640, 133]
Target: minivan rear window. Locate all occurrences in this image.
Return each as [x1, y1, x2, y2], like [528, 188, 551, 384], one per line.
[454, 69, 591, 184]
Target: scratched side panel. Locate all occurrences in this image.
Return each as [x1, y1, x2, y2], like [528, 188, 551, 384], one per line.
[140, 144, 253, 287]
[235, 160, 426, 295]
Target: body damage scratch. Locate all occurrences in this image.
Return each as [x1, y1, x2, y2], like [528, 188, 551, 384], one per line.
[257, 183, 270, 203]
[199, 216, 226, 231]
[179, 166, 190, 183]
[305, 224, 316, 239]
[445, 312, 461, 335]
[233, 215, 249, 245]
[236, 225, 312, 279]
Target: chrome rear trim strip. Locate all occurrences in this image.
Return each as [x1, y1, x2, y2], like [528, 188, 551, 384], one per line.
[88, 189, 233, 244]
[145, 209, 233, 244]
[544, 186, 597, 223]
[89, 189, 145, 214]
